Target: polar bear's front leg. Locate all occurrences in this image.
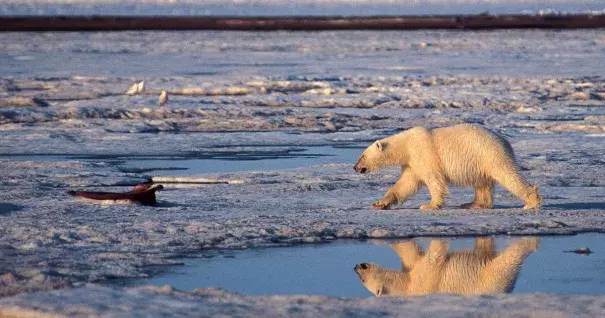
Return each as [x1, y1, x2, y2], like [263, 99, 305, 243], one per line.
[390, 240, 424, 270]
[418, 172, 448, 210]
[374, 168, 420, 210]
[406, 240, 448, 295]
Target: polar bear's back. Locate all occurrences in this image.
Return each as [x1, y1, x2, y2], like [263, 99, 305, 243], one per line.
[431, 124, 518, 187]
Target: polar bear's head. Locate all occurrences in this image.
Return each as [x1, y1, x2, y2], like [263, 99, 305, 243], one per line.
[354, 262, 385, 296]
[354, 262, 409, 297]
[354, 140, 390, 173]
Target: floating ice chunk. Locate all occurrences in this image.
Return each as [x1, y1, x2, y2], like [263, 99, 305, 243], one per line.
[566, 91, 590, 100]
[584, 115, 605, 122]
[137, 81, 145, 94]
[515, 104, 540, 113]
[303, 88, 336, 95]
[125, 83, 138, 95]
[549, 124, 604, 132]
[159, 90, 168, 105]
[125, 81, 145, 95]
[17, 242, 39, 250]
[151, 176, 244, 184]
[0, 97, 49, 107]
[174, 87, 251, 96]
[0, 97, 48, 108]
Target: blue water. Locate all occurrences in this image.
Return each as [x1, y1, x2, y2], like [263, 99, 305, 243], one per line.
[0, 145, 365, 175]
[115, 233, 605, 297]
[118, 146, 363, 175]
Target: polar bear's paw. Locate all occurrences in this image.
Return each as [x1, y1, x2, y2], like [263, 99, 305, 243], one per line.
[373, 199, 392, 210]
[522, 186, 541, 210]
[460, 202, 492, 209]
[419, 202, 441, 211]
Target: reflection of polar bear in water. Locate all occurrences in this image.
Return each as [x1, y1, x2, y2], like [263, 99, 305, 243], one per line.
[354, 237, 539, 296]
[353, 124, 541, 210]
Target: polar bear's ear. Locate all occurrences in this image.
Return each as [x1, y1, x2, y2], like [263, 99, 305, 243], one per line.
[376, 141, 388, 152]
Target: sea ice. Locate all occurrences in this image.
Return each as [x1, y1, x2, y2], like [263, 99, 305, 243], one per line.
[0, 29, 604, 316]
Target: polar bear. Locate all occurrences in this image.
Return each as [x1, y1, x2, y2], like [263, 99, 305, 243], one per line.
[354, 237, 538, 296]
[353, 124, 541, 210]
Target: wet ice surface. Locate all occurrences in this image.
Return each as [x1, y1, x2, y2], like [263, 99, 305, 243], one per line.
[1, 29, 605, 316]
[113, 234, 605, 297]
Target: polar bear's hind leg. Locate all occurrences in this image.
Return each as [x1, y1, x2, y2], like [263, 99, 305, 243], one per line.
[460, 181, 494, 209]
[489, 162, 541, 210]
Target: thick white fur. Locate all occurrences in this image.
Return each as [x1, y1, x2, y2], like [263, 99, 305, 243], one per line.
[354, 124, 541, 210]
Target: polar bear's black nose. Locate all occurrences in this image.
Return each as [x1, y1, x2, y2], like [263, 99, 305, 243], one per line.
[354, 164, 367, 173]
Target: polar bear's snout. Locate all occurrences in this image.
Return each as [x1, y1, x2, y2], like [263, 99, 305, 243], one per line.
[354, 159, 368, 173]
[354, 263, 375, 276]
[354, 263, 370, 271]
[354, 263, 371, 281]
[354, 164, 368, 174]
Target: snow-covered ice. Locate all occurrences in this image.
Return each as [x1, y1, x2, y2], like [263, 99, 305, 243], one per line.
[1, 29, 605, 316]
[3, 285, 605, 317]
